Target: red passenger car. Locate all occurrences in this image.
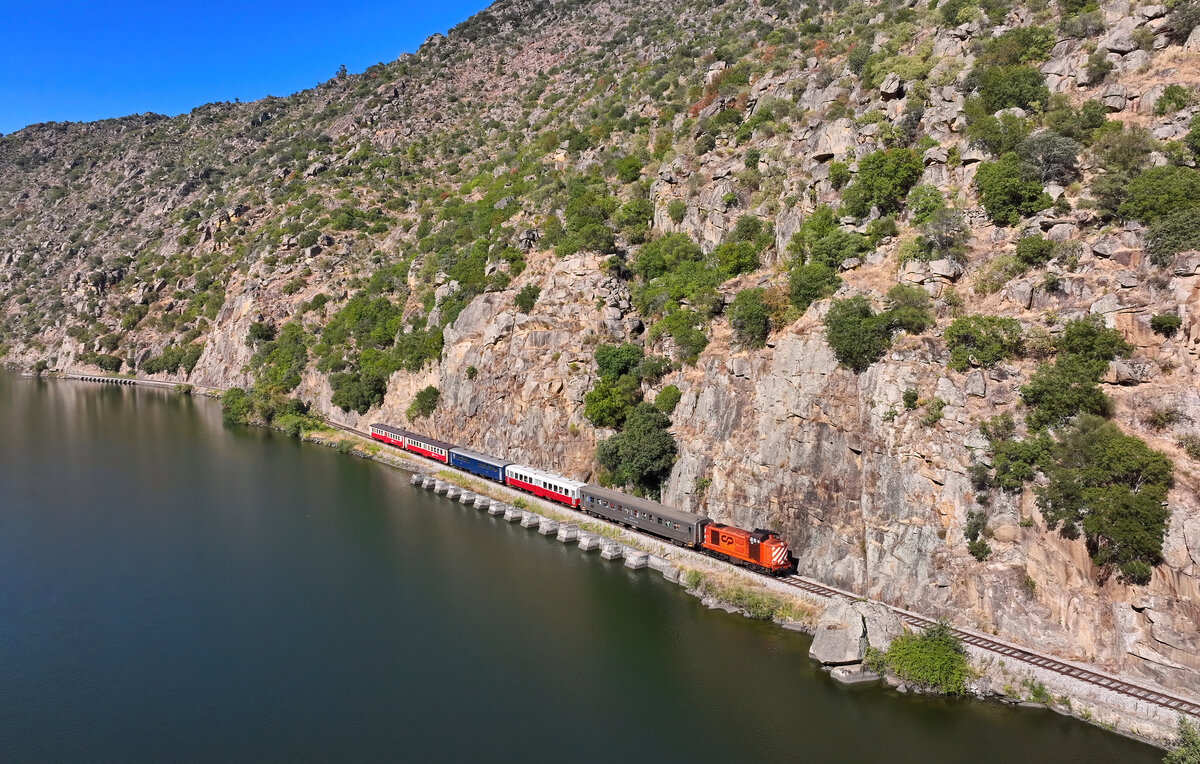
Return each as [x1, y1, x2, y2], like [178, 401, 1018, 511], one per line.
[369, 423, 407, 448]
[504, 464, 584, 508]
[400, 431, 453, 463]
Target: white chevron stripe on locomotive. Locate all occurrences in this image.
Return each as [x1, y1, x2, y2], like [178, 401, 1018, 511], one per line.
[772, 547, 787, 564]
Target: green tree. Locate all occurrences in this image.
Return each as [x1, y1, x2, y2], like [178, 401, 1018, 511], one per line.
[824, 296, 893, 372]
[1149, 208, 1200, 263]
[221, 387, 253, 426]
[974, 153, 1053, 226]
[1021, 356, 1113, 431]
[615, 155, 643, 183]
[1017, 131, 1082, 184]
[944, 315, 1024, 371]
[906, 184, 946, 225]
[594, 343, 644, 379]
[970, 65, 1049, 113]
[841, 148, 924, 217]
[667, 199, 687, 224]
[633, 233, 703, 279]
[728, 288, 771, 348]
[713, 241, 759, 279]
[596, 403, 678, 496]
[788, 262, 842, 312]
[1118, 165, 1200, 223]
[584, 375, 641, 428]
[655, 384, 682, 414]
[1037, 415, 1173, 583]
[406, 386, 440, 420]
[514, 283, 541, 313]
[884, 283, 935, 334]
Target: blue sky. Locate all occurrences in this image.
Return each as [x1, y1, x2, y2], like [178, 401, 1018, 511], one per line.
[0, 0, 492, 135]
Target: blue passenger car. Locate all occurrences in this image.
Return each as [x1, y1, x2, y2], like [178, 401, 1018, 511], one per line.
[448, 447, 512, 483]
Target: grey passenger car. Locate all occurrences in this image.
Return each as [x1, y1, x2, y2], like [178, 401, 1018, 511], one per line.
[578, 484, 710, 546]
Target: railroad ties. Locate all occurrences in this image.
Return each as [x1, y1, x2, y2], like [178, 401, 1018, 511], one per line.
[411, 471, 679, 581]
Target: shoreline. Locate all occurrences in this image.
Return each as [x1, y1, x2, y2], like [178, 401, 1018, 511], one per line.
[27, 368, 1197, 749]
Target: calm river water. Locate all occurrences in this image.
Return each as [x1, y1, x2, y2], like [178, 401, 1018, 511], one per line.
[0, 373, 1162, 762]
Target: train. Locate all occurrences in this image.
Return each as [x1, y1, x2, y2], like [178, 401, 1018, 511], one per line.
[369, 423, 794, 575]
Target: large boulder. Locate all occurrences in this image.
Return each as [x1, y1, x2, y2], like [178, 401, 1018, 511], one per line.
[812, 118, 855, 161]
[809, 597, 867, 665]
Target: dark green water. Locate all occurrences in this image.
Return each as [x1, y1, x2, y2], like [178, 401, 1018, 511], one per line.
[0, 374, 1162, 763]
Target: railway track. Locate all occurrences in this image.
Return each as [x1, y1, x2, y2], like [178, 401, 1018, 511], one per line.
[775, 573, 1200, 719]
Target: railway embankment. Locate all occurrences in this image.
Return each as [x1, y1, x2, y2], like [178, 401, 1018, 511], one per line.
[49, 371, 1200, 748]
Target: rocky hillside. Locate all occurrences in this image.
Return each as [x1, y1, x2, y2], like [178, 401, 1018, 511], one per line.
[3, 0, 1200, 701]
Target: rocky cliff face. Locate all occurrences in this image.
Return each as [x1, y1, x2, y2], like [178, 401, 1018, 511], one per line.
[2, 0, 1199, 698]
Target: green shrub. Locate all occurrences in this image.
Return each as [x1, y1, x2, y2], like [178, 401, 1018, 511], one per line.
[881, 622, 969, 695]
[1148, 207, 1200, 264]
[121, 304, 149, 330]
[1155, 84, 1193, 115]
[1043, 97, 1109, 145]
[1021, 356, 1112, 431]
[906, 184, 946, 225]
[944, 315, 1023, 371]
[406, 385, 440, 420]
[914, 208, 969, 263]
[1165, 717, 1200, 764]
[968, 539, 993, 561]
[978, 26, 1055, 66]
[788, 262, 842, 312]
[595, 343, 644, 379]
[221, 387, 253, 426]
[713, 241, 759, 279]
[1179, 434, 1200, 461]
[655, 384, 682, 414]
[903, 388, 919, 410]
[884, 283, 935, 335]
[249, 321, 309, 394]
[1014, 235, 1055, 267]
[1118, 165, 1200, 223]
[920, 397, 948, 427]
[966, 111, 1030, 156]
[728, 288, 771, 348]
[965, 510, 988, 541]
[615, 156, 643, 184]
[1058, 314, 1132, 363]
[1074, 47, 1109, 82]
[969, 65, 1049, 113]
[824, 296, 893, 372]
[595, 403, 677, 496]
[514, 283, 541, 313]
[584, 375, 642, 428]
[1151, 313, 1183, 337]
[974, 153, 1053, 226]
[841, 148, 924, 217]
[665, 311, 713, 361]
[1037, 415, 1173, 583]
[667, 199, 687, 224]
[828, 161, 851, 190]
